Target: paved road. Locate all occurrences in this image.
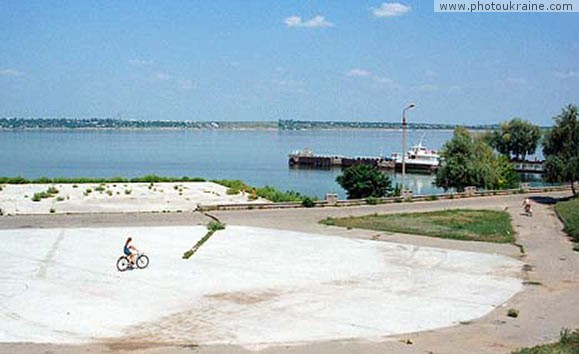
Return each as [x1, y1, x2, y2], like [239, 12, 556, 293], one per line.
[1, 191, 578, 354]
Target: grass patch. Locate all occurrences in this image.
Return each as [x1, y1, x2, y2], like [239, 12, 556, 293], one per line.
[320, 209, 514, 243]
[510, 328, 579, 354]
[555, 197, 579, 249]
[212, 179, 312, 203]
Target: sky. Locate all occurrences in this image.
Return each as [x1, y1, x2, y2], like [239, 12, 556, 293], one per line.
[0, 0, 577, 125]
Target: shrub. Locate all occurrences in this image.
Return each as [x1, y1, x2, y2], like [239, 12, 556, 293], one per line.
[49, 208, 55, 213]
[106, 190, 113, 196]
[124, 189, 132, 195]
[301, 196, 316, 208]
[336, 164, 392, 199]
[95, 185, 106, 192]
[32, 193, 43, 202]
[56, 197, 65, 202]
[366, 197, 379, 205]
[46, 186, 59, 195]
[256, 185, 303, 202]
[72, 184, 78, 188]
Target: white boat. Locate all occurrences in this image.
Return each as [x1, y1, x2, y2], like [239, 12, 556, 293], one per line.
[391, 142, 440, 172]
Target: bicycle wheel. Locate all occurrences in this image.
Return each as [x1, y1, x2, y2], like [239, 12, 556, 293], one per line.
[116, 256, 129, 272]
[136, 254, 149, 269]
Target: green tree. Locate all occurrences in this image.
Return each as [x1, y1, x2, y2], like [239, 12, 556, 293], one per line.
[543, 104, 579, 196]
[489, 118, 541, 161]
[336, 164, 392, 199]
[435, 127, 519, 192]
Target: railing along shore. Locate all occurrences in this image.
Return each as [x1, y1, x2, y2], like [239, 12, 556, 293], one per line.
[197, 185, 572, 212]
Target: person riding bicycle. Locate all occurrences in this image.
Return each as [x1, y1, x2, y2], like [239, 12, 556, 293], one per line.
[522, 197, 532, 216]
[123, 237, 139, 266]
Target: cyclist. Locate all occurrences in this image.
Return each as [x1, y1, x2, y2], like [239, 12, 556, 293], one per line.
[522, 197, 532, 216]
[123, 237, 139, 266]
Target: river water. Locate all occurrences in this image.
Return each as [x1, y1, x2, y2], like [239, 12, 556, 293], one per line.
[1, 129, 462, 198]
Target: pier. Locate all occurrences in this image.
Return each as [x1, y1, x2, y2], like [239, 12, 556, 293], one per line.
[288, 149, 546, 174]
[287, 149, 438, 172]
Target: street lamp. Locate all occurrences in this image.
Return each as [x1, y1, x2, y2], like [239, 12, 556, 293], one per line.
[401, 103, 416, 194]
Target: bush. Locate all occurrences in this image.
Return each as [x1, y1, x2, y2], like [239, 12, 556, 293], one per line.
[256, 185, 303, 202]
[56, 197, 65, 202]
[336, 164, 392, 199]
[301, 197, 316, 208]
[366, 197, 379, 205]
[49, 208, 55, 213]
[124, 189, 132, 195]
[46, 186, 59, 195]
[32, 193, 42, 202]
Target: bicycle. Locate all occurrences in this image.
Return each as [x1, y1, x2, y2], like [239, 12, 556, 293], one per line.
[116, 252, 149, 272]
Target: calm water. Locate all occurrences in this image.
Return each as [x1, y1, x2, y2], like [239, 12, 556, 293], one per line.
[1, 129, 455, 198]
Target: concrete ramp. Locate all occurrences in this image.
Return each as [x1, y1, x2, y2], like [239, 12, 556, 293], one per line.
[0, 226, 522, 348]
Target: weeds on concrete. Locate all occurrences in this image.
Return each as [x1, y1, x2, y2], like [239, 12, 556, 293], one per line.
[31, 186, 60, 202]
[183, 221, 226, 259]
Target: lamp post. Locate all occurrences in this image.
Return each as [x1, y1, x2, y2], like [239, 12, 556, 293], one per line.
[401, 103, 416, 194]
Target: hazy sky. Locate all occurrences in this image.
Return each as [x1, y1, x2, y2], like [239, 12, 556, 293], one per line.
[0, 0, 577, 125]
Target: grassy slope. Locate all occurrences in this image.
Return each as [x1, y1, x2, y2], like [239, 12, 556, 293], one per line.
[555, 197, 579, 245]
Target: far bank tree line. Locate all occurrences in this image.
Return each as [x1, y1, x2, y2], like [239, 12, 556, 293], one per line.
[337, 104, 579, 198]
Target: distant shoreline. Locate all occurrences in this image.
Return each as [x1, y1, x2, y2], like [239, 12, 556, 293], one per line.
[0, 127, 469, 132]
[0, 118, 505, 131]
